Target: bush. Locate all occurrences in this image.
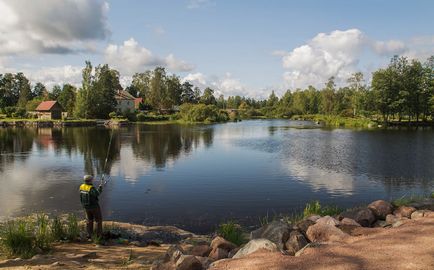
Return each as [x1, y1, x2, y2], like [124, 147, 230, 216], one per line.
[0, 220, 35, 259]
[136, 112, 147, 122]
[179, 103, 229, 123]
[217, 221, 246, 246]
[51, 216, 65, 241]
[65, 214, 79, 241]
[109, 111, 118, 119]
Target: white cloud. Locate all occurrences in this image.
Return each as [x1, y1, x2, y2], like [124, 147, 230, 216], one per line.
[0, 0, 109, 55]
[104, 38, 194, 75]
[278, 29, 413, 89]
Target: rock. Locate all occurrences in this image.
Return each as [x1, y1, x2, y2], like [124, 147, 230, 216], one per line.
[295, 242, 323, 257]
[411, 210, 434, 219]
[294, 219, 315, 237]
[232, 239, 278, 259]
[88, 258, 111, 263]
[250, 220, 291, 250]
[66, 252, 97, 259]
[175, 255, 203, 270]
[129, 241, 145, 247]
[30, 254, 43, 260]
[368, 200, 393, 219]
[340, 218, 361, 227]
[164, 245, 185, 263]
[338, 224, 363, 235]
[210, 236, 237, 251]
[150, 261, 175, 270]
[305, 215, 321, 222]
[189, 244, 211, 257]
[393, 206, 416, 218]
[208, 247, 228, 260]
[306, 223, 349, 243]
[284, 231, 308, 255]
[373, 220, 390, 228]
[227, 247, 240, 258]
[195, 256, 214, 269]
[338, 208, 376, 227]
[385, 214, 400, 224]
[316, 216, 340, 226]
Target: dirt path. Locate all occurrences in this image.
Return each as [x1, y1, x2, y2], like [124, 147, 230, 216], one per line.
[210, 216, 434, 270]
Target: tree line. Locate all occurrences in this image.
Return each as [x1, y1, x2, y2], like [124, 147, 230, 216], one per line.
[0, 55, 433, 122]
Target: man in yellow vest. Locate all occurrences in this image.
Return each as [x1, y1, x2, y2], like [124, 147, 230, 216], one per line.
[79, 175, 103, 238]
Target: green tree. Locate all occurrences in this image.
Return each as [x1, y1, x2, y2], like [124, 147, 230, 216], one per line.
[58, 84, 77, 115]
[200, 87, 216, 105]
[16, 73, 32, 108]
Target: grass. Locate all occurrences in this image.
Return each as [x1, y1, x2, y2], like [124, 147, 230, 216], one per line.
[292, 114, 376, 128]
[303, 201, 343, 218]
[0, 213, 84, 259]
[392, 193, 432, 207]
[217, 221, 246, 246]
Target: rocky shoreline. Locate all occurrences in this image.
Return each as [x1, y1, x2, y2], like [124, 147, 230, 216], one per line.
[1, 198, 434, 269]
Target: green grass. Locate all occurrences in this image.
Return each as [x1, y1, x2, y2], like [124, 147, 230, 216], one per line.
[292, 114, 376, 128]
[0, 220, 35, 259]
[392, 194, 431, 207]
[51, 216, 65, 241]
[34, 214, 52, 252]
[303, 201, 343, 218]
[217, 221, 246, 246]
[65, 214, 79, 241]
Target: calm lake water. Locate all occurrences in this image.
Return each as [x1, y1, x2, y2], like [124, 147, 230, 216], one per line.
[1, 120, 434, 233]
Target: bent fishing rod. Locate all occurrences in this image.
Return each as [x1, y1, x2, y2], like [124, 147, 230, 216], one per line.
[99, 128, 115, 187]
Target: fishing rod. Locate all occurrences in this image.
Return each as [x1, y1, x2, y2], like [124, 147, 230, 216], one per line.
[99, 128, 115, 187]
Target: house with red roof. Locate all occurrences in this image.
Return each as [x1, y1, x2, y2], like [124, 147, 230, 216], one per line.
[35, 101, 63, 120]
[115, 90, 135, 113]
[134, 97, 143, 110]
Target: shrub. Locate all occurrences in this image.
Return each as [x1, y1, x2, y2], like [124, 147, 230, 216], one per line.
[109, 111, 118, 119]
[217, 221, 246, 246]
[34, 214, 52, 251]
[179, 103, 229, 123]
[0, 220, 35, 259]
[136, 112, 147, 122]
[51, 216, 65, 241]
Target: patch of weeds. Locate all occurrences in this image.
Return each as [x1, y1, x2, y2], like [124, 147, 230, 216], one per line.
[65, 214, 79, 241]
[0, 220, 35, 259]
[392, 194, 429, 207]
[34, 213, 53, 251]
[303, 201, 342, 218]
[51, 216, 65, 241]
[121, 249, 134, 266]
[217, 221, 246, 246]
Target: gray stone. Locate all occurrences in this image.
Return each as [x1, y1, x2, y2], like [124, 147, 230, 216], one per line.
[175, 255, 203, 270]
[164, 245, 185, 263]
[306, 215, 321, 222]
[195, 256, 214, 269]
[232, 239, 278, 259]
[250, 220, 291, 250]
[411, 210, 434, 219]
[316, 216, 340, 226]
[284, 231, 308, 255]
[409, 198, 434, 211]
[338, 208, 376, 227]
[368, 200, 393, 219]
[294, 219, 315, 237]
[306, 223, 349, 243]
[189, 244, 211, 257]
[340, 218, 361, 227]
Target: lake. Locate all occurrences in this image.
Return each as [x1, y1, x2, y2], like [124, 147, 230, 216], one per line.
[1, 120, 434, 233]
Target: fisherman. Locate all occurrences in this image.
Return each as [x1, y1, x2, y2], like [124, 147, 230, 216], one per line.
[79, 175, 103, 239]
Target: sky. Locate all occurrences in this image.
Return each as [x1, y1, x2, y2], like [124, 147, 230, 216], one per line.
[0, 0, 433, 98]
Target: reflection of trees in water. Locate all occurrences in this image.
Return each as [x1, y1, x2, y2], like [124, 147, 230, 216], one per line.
[0, 128, 36, 172]
[51, 128, 120, 175]
[131, 125, 214, 168]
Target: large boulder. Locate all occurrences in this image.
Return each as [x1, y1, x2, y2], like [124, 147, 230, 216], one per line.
[306, 223, 349, 243]
[284, 231, 308, 255]
[250, 220, 291, 250]
[210, 236, 237, 252]
[305, 215, 321, 222]
[195, 256, 214, 269]
[338, 208, 376, 227]
[340, 218, 361, 227]
[232, 239, 278, 259]
[408, 198, 434, 211]
[393, 206, 416, 218]
[175, 255, 203, 270]
[316, 216, 340, 226]
[368, 200, 393, 219]
[163, 245, 185, 263]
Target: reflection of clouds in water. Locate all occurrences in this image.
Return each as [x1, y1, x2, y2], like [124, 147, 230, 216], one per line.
[0, 161, 46, 216]
[282, 158, 356, 196]
[111, 146, 152, 183]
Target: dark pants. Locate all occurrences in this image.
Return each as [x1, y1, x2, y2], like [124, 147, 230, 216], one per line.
[85, 206, 102, 238]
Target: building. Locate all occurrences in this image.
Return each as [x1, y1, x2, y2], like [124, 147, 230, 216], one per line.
[35, 101, 63, 120]
[134, 97, 143, 110]
[115, 90, 135, 113]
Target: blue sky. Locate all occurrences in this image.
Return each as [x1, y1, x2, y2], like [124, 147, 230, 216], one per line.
[0, 0, 433, 98]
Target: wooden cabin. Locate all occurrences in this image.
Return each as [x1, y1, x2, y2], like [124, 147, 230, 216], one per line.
[35, 101, 63, 120]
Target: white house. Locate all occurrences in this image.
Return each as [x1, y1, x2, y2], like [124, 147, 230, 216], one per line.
[115, 90, 135, 113]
